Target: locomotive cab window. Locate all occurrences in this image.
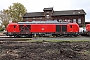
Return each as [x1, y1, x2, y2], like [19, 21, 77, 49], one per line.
[14, 25, 16, 28]
[70, 25, 72, 28]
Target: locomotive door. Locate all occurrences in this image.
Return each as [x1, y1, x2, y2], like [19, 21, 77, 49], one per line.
[56, 25, 61, 32]
[19, 25, 30, 33]
[56, 25, 67, 32]
[62, 25, 67, 32]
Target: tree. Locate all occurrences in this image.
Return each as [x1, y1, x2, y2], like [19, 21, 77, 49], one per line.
[8, 2, 27, 22]
[0, 10, 10, 28]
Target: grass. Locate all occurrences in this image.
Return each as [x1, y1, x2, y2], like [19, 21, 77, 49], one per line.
[27, 39, 90, 43]
[80, 50, 90, 55]
[16, 37, 90, 42]
[84, 50, 90, 55]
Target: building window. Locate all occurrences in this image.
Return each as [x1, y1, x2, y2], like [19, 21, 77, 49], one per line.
[40, 20, 42, 21]
[32, 18, 35, 21]
[39, 17, 42, 19]
[59, 19, 62, 22]
[46, 15, 50, 18]
[26, 18, 28, 21]
[33, 18, 35, 19]
[68, 20, 71, 22]
[47, 11, 49, 13]
[78, 12, 81, 13]
[73, 19, 76, 23]
[39, 17, 42, 21]
[78, 18, 81, 24]
[73, 12, 75, 14]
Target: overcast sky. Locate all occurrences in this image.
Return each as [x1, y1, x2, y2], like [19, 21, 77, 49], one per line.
[0, 0, 90, 22]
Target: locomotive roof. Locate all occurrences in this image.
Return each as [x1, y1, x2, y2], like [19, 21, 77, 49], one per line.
[18, 20, 69, 24]
[86, 24, 90, 25]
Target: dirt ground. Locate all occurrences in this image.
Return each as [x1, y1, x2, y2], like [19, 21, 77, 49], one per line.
[0, 41, 90, 60]
[0, 33, 4, 36]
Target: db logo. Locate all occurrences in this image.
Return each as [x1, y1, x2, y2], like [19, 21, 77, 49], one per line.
[42, 28, 44, 30]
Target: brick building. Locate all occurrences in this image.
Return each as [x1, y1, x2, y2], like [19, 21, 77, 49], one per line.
[23, 7, 86, 27]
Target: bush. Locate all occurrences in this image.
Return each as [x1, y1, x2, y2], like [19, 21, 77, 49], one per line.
[0, 28, 4, 31]
[0, 26, 4, 31]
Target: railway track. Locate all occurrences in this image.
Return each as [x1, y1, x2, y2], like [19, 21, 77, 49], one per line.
[0, 36, 32, 41]
[0, 35, 90, 42]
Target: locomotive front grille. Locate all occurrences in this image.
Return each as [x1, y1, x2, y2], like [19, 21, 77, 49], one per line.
[19, 25, 30, 34]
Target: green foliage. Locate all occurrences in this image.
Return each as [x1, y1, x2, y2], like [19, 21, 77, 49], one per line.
[0, 2, 27, 28]
[0, 10, 10, 28]
[0, 28, 4, 31]
[27, 40, 90, 43]
[0, 26, 4, 31]
[80, 50, 90, 55]
[8, 2, 27, 22]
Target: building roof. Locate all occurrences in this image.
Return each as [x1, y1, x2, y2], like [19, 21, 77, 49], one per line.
[23, 9, 86, 18]
[23, 12, 44, 18]
[43, 7, 53, 11]
[52, 10, 86, 16]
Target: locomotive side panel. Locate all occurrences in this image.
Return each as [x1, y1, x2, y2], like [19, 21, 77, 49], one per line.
[5, 23, 20, 36]
[66, 23, 79, 36]
[7, 23, 19, 32]
[30, 24, 56, 33]
[73, 24, 79, 32]
[86, 24, 90, 32]
[4, 22, 80, 37]
[86, 24, 90, 36]
[67, 23, 79, 33]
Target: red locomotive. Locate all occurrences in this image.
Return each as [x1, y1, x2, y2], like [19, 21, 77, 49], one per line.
[4, 21, 79, 37]
[86, 24, 90, 36]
